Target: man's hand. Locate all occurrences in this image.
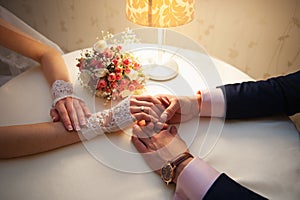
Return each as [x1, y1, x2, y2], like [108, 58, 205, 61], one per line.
[155, 94, 201, 123]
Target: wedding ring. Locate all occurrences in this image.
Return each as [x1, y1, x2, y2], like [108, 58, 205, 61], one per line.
[140, 106, 145, 112]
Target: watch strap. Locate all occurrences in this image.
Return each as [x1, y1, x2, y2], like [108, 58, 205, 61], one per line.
[172, 152, 193, 168]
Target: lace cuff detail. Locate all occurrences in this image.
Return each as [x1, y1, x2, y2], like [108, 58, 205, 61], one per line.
[51, 80, 83, 108]
[81, 96, 136, 140]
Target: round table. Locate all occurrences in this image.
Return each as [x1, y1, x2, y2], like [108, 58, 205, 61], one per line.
[0, 49, 299, 200]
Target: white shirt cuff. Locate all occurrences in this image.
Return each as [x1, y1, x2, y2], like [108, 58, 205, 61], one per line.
[200, 88, 225, 118]
[173, 157, 221, 200]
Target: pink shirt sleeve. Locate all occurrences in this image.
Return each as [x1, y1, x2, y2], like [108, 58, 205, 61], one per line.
[173, 157, 221, 200]
[200, 88, 225, 118]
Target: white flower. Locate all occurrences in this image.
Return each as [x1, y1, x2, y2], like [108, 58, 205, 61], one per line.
[79, 70, 92, 86]
[93, 68, 107, 78]
[93, 40, 107, 53]
[120, 89, 131, 98]
[127, 70, 138, 80]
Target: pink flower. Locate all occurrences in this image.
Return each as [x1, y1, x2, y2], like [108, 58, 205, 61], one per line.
[120, 79, 129, 86]
[108, 73, 116, 82]
[133, 62, 140, 70]
[96, 61, 104, 68]
[122, 58, 131, 66]
[97, 79, 107, 89]
[124, 67, 131, 74]
[89, 59, 100, 67]
[115, 73, 122, 81]
[113, 58, 119, 67]
[115, 66, 123, 73]
[128, 84, 135, 91]
[116, 45, 122, 51]
[104, 48, 113, 58]
[110, 81, 118, 89]
[118, 84, 125, 91]
[105, 88, 112, 94]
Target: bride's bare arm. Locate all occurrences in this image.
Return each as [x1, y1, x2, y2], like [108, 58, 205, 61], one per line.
[0, 18, 91, 131]
[0, 96, 166, 159]
[0, 18, 69, 85]
[0, 122, 81, 159]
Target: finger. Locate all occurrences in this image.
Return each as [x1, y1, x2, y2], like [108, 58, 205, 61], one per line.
[130, 106, 150, 114]
[131, 135, 148, 154]
[65, 98, 81, 131]
[133, 124, 157, 150]
[155, 95, 170, 105]
[161, 96, 171, 107]
[133, 112, 158, 123]
[150, 104, 166, 117]
[73, 100, 86, 126]
[79, 101, 92, 117]
[132, 95, 162, 105]
[141, 122, 156, 137]
[132, 124, 151, 140]
[133, 123, 157, 147]
[160, 99, 180, 122]
[130, 96, 165, 118]
[154, 122, 168, 132]
[56, 101, 73, 131]
[130, 106, 160, 119]
[50, 109, 60, 122]
[130, 97, 157, 108]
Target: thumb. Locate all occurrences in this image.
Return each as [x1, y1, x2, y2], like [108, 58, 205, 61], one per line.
[50, 109, 60, 122]
[160, 100, 179, 122]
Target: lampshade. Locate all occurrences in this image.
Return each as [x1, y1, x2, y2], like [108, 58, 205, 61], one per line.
[126, 0, 195, 28]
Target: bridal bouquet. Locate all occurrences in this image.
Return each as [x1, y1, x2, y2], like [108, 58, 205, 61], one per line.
[76, 30, 146, 101]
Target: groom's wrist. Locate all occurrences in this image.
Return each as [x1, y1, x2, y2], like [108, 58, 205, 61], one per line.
[190, 93, 202, 117]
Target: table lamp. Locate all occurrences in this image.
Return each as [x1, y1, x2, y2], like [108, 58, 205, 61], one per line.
[126, 0, 195, 81]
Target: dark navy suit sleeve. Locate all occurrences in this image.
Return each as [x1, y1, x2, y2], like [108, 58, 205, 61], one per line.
[203, 174, 267, 200]
[219, 70, 300, 119]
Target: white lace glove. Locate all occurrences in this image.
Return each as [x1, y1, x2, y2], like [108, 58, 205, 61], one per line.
[51, 80, 83, 108]
[81, 96, 136, 140]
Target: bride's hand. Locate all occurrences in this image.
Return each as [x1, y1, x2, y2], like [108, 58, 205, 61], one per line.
[80, 95, 167, 140]
[130, 95, 166, 122]
[50, 97, 91, 131]
[50, 80, 91, 131]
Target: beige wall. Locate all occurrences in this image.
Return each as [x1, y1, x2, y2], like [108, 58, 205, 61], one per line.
[1, 0, 300, 80]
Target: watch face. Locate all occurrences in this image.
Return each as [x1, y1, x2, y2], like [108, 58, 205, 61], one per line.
[161, 163, 174, 184]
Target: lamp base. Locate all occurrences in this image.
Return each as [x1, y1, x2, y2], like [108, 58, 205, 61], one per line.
[143, 58, 178, 81]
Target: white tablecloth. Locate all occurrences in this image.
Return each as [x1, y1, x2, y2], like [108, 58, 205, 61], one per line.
[0, 50, 299, 200]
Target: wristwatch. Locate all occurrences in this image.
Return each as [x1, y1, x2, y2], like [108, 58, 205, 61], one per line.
[161, 152, 193, 185]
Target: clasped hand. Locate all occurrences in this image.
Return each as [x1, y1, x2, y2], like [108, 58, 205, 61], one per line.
[131, 94, 201, 177]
